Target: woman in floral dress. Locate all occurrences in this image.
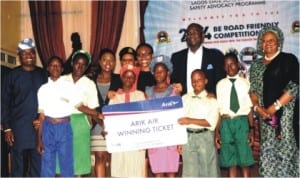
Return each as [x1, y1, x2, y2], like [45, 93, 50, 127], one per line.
[249, 26, 299, 177]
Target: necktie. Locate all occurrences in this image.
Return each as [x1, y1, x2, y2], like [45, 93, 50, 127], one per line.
[230, 79, 239, 113]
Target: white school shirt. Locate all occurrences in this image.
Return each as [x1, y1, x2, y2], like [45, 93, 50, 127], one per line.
[37, 77, 82, 118]
[216, 75, 252, 117]
[62, 74, 99, 113]
[182, 90, 219, 131]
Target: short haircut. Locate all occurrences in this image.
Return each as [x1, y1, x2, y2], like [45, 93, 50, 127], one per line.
[98, 48, 115, 60]
[187, 23, 204, 33]
[153, 62, 169, 72]
[224, 52, 239, 63]
[136, 43, 153, 54]
[191, 69, 206, 78]
[47, 56, 64, 67]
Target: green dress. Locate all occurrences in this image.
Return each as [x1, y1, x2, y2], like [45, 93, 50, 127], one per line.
[249, 54, 299, 177]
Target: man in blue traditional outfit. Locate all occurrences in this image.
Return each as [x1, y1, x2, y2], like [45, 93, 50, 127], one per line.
[1, 38, 48, 176]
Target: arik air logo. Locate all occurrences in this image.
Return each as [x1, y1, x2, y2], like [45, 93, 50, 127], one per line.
[161, 100, 180, 108]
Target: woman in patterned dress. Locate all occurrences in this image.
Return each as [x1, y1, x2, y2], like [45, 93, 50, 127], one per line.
[249, 26, 299, 177]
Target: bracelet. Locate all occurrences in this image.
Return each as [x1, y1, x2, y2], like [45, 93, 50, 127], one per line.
[4, 128, 12, 132]
[273, 100, 282, 111]
[253, 105, 259, 112]
[276, 99, 282, 107]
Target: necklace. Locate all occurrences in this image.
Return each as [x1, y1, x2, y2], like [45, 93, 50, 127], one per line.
[264, 51, 280, 61]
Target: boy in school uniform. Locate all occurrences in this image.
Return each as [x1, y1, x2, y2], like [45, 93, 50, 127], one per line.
[36, 56, 80, 177]
[178, 69, 220, 177]
[215, 52, 255, 177]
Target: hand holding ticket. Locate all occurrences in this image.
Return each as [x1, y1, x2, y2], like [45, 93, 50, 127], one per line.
[103, 96, 187, 153]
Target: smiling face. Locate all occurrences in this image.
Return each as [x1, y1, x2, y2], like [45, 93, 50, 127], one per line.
[136, 45, 153, 71]
[191, 70, 207, 95]
[99, 52, 116, 73]
[19, 49, 36, 67]
[262, 31, 279, 57]
[186, 24, 204, 51]
[47, 58, 63, 81]
[224, 56, 239, 77]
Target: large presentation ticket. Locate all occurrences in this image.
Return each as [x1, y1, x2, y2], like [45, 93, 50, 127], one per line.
[102, 96, 187, 153]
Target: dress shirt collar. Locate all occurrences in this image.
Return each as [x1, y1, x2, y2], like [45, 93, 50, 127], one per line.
[188, 45, 203, 55]
[48, 76, 62, 83]
[190, 90, 208, 99]
[226, 74, 239, 80]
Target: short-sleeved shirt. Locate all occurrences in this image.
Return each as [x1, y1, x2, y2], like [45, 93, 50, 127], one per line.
[37, 77, 82, 118]
[62, 74, 99, 113]
[216, 75, 252, 117]
[182, 90, 219, 131]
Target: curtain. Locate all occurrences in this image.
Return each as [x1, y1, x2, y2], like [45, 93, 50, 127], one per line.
[139, 1, 148, 44]
[90, 1, 126, 67]
[60, 2, 92, 75]
[61, 2, 91, 59]
[29, 1, 66, 67]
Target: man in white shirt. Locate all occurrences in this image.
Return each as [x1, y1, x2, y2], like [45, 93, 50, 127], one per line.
[170, 23, 226, 95]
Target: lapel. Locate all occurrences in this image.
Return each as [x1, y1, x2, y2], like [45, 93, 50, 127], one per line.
[182, 49, 188, 78]
[201, 47, 208, 71]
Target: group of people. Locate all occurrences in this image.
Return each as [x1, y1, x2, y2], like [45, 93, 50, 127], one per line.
[1, 23, 299, 178]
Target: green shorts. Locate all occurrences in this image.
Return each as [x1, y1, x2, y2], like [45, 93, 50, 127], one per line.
[219, 116, 254, 167]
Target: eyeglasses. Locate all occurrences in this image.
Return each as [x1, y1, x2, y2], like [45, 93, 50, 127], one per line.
[262, 39, 277, 44]
[137, 52, 152, 57]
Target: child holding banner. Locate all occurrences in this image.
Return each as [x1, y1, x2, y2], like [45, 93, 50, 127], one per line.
[109, 64, 146, 177]
[178, 69, 220, 177]
[145, 55, 181, 177]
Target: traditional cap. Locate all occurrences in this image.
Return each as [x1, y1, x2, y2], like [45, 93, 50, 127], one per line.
[119, 47, 137, 59]
[72, 49, 92, 66]
[150, 55, 173, 74]
[119, 64, 140, 78]
[17, 38, 35, 53]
